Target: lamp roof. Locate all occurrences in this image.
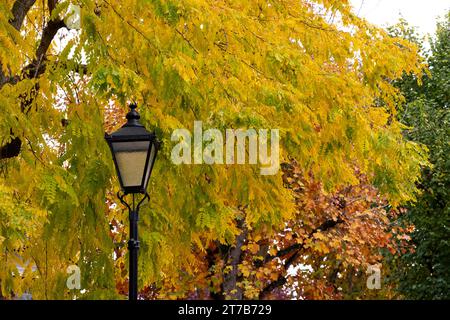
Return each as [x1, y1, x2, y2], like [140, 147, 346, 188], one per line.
[105, 104, 155, 141]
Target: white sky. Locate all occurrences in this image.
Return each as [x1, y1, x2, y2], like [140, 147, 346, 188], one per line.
[349, 0, 450, 36]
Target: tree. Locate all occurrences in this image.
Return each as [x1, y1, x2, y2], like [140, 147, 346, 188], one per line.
[389, 13, 450, 299]
[155, 160, 410, 300]
[0, 0, 427, 299]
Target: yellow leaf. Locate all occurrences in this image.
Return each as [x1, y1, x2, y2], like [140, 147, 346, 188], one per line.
[248, 243, 260, 254]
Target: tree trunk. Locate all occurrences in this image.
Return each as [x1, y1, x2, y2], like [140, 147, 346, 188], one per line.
[221, 219, 247, 299]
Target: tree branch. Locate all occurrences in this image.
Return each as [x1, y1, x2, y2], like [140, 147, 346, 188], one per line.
[175, 29, 199, 54]
[0, 136, 22, 160]
[262, 218, 345, 265]
[36, 19, 66, 63]
[0, 15, 66, 160]
[0, 2, 38, 158]
[104, 0, 159, 53]
[9, 0, 37, 31]
[48, 0, 58, 14]
[222, 219, 248, 300]
[0, 0, 37, 86]
[259, 217, 344, 298]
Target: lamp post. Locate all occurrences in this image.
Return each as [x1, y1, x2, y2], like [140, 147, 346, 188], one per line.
[105, 103, 159, 300]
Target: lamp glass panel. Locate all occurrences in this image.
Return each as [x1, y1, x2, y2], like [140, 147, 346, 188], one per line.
[142, 143, 156, 188]
[112, 141, 150, 187]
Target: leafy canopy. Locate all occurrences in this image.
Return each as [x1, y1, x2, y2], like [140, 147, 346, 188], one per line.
[390, 12, 450, 300]
[0, 0, 428, 299]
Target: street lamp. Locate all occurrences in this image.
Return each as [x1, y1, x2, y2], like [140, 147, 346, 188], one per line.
[105, 103, 159, 300]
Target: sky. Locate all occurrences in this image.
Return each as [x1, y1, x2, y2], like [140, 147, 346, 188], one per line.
[349, 0, 450, 36]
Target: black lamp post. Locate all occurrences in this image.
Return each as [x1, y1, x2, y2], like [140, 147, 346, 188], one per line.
[105, 103, 159, 300]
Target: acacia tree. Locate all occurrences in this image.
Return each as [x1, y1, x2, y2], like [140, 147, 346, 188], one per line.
[0, 0, 427, 299]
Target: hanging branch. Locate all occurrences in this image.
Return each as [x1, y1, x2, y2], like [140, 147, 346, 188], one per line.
[0, 1, 67, 160]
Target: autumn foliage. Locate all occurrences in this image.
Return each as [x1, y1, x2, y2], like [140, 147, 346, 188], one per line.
[139, 160, 412, 299]
[0, 0, 430, 299]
